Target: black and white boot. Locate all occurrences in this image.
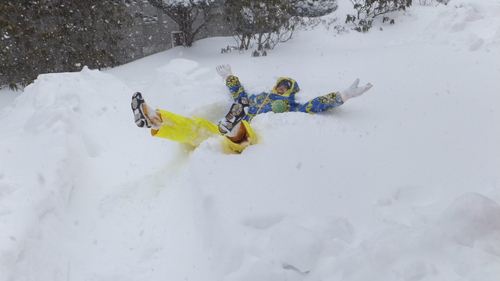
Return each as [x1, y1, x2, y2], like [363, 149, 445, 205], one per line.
[131, 92, 161, 129]
[218, 97, 249, 136]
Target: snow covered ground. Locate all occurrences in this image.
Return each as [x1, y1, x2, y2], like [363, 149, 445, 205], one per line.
[1, 0, 499, 280]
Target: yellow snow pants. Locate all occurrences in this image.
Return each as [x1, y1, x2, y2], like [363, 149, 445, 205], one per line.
[150, 109, 255, 153]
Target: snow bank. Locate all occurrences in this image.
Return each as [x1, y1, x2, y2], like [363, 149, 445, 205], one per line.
[0, 67, 170, 280]
[1, 0, 499, 280]
[431, 0, 500, 51]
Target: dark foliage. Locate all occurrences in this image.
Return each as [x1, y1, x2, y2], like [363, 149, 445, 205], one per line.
[224, 0, 295, 52]
[289, 0, 338, 17]
[0, 0, 132, 90]
[345, 0, 412, 32]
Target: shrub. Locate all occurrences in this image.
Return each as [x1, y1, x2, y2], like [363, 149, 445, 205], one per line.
[345, 0, 412, 32]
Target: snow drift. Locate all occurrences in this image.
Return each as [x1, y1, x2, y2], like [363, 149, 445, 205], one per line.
[0, 0, 499, 280]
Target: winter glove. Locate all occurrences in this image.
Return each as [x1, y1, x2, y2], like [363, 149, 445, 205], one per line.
[271, 100, 290, 113]
[339, 78, 373, 101]
[216, 64, 233, 79]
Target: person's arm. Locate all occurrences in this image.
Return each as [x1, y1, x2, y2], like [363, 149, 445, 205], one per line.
[339, 79, 373, 102]
[295, 92, 345, 113]
[216, 64, 248, 102]
[295, 79, 373, 113]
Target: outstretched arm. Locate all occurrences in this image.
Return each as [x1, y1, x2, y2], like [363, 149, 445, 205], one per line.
[295, 92, 345, 113]
[216, 64, 233, 79]
[339, 78, 373, 101]
[216, 64, 248, 102]
[294, 79, 373, 113]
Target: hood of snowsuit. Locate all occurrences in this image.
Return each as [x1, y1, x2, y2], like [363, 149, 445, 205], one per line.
[273, 77, 300, 98]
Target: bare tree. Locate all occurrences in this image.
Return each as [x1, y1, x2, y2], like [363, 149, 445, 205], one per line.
[147, 0, 218, 47]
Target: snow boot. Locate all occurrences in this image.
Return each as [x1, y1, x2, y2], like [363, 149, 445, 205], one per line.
[131, 92, 162, 129]
[218, 97, 249, 137]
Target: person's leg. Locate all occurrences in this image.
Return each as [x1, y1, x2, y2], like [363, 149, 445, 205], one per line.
[218, 97, 249, 135]
[132, 92, 163, 128]
[154, 109, 254, 151]
[132, 92, 218, 147]
[153, 110, 219, 147]
[225, 121, 248, 142]
[217, 96, 258, 153]
[222, 121, 255, 153]
[131, 92, 255, 152]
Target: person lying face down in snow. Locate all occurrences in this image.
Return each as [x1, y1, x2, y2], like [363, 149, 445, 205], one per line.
[131, 64, 373, 152]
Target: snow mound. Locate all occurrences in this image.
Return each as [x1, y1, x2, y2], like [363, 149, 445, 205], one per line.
[434, 192, 500, 247]
[0, 67, 170, 280]
[424, 0, 500, 51]
[0, 1, 499, 280]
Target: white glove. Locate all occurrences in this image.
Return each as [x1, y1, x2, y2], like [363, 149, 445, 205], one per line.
[216, 64, 233, 79]
[340, 78, 373, 101]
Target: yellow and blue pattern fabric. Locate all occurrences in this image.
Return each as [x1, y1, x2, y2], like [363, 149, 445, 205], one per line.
[225, 76, 344, 121]
[149, 75, 341, 153]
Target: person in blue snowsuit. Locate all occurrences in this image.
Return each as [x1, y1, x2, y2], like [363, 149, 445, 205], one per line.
[216, 64, 373, 145]
[131, 64, 373, 153]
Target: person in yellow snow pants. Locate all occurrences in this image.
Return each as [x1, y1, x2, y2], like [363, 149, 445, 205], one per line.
[131, 64, 372, 153]
[131, 93, 255, 153]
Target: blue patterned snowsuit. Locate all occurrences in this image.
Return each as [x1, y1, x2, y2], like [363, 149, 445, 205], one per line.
[225, 76, 344, 122]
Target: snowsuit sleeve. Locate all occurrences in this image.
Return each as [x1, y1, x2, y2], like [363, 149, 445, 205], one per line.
[225, 76, 248, 102]
[292, 92, 344, 113]
[224, 76, 344, 119]
[224, 76, 264, 122]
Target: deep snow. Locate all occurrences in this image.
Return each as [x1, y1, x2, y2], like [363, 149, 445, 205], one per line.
[1, 0, 499, 280]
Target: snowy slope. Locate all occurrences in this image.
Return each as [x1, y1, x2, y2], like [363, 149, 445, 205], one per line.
[1, 0, 499, 280]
